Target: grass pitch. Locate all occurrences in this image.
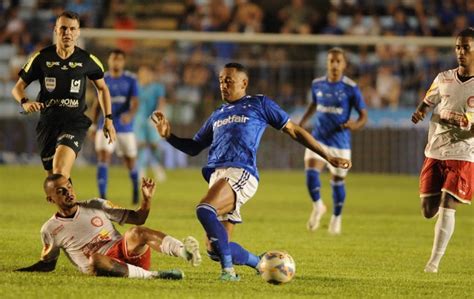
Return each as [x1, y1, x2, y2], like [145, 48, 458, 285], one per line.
[0, 165, 472, 298]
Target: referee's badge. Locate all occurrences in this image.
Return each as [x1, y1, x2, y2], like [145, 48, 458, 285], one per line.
[70, 79, 81, 93]
[45, 77, 56, 92]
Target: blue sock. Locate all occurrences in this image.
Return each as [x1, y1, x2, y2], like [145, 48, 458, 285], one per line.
[97, 162, 108, 198]
[331, 180, 346, 216]
[229, 242, 260, 268]
[196, 204, 233, 269]
[129, 168, 139, 204]
[306, 169, 321, 202]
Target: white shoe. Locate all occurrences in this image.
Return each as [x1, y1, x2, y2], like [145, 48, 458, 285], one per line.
[328, 215, 342, 235]
[183, 236, 202, 267]
[424, 263, 438, 273]
[307, 203, 327, 231]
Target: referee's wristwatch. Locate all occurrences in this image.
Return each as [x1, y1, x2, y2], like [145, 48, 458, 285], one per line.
[105, 114, 113, 120]
[20, 97, 29, 107]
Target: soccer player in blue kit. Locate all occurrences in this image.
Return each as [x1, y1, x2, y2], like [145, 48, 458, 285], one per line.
[299, 48, 367, 235]
[91, 49, 139, 203]
[152, 62, 351, 281]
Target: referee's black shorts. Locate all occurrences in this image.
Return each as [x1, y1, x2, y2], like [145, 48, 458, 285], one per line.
[36, 115, 92, 171]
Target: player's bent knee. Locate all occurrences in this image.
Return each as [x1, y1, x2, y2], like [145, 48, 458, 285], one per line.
[420, 195, 441, 219]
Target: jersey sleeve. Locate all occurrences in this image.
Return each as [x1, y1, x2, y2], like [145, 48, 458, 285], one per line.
[18, 52, 41, 84]
[192, 115, 214, 148]
[81, 198, 130, 225]
[87, 54, 105, 81]
[40, 224, 60, 262]
[352, 85, 367, 112]
[423, 74, 441, 107]
[262, 96, 290, 130]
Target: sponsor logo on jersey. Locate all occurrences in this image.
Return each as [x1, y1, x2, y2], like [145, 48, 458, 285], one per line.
[111, 95, 127, 104]
[46, 61, 60, 68]
[70, 79, 81, 93]
[467, 96, 474, 108]
[69, 62, 83, 68]
[91, 216, 104, 227]
[45, 77, 56, 92]
[61, 65, 68, 70]
[52, 224, 64, 236]
[81, 230, 112, 258]
[74, 141, 79, 147]
[45, 98, 79, 108]
[317, 104, 343, 115]
[213, 115, 249, 129]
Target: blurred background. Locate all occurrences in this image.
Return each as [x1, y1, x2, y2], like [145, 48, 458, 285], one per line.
[0, 0, 471, 174]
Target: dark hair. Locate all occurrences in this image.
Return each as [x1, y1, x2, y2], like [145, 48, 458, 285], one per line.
[43, 173, 67, 190]
[224, 62, 248, 77]
[457, 27, 474, 39]
[56, 11, 81, 26]
[328, 47, 347, 61]
[109, 48, 126, 57]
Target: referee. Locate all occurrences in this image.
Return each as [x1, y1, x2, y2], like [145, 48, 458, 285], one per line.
[11, 11, 116, 179]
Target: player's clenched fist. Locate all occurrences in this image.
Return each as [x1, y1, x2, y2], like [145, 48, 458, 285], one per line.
[411, 110, 426, 124]
[328, 157, 352, 169]
[151, 110, 171, 138]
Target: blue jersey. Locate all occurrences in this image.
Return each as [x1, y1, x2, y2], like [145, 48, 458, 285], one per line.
[310, 76, 366, 149]
[136, 82, 165, 119]
[193, 95, 289, 181]
[99, 71, 138, 133]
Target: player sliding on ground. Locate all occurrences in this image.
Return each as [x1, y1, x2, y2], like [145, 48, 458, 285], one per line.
[152, 62, 351, 281]
[412, 27, 474, 273]
[16, 175, 201, 279]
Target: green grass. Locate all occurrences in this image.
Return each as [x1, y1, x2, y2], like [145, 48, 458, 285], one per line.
[0, 165, 472, 298]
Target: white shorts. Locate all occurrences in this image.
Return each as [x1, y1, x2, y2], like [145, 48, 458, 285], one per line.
[95, 132, 137, 158]
[304, 144, 351, 177]
[209, 167, 258, 223]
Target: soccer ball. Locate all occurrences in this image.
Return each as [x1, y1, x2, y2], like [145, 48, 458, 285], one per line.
[258, 251, 296, 284]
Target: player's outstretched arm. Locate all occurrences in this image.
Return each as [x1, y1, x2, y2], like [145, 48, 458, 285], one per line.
[15, 259, 57, 272]
[151, 111, 207, 156]
[125, 178, 156, 225]
[282, 121, 351, 169]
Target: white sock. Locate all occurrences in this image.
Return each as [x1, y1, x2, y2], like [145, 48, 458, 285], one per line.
[160, 235, 186, 259]
[427, 207, 456, 268]
[313, 199, 324, 209]
[127, 263, 157, 279]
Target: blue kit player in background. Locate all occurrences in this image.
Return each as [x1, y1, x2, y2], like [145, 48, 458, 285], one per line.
[134, 65, 167, 182]
[91, 49, 139, 203]
[152, 62, 351, 281]
[299, 47, 368, 235]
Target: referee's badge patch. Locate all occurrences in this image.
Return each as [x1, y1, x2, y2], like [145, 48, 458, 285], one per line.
[70, 79, 81, 93]
[45, 77, 56, 92]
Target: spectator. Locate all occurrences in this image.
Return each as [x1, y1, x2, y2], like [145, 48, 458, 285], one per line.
[278, 0, 314, 34]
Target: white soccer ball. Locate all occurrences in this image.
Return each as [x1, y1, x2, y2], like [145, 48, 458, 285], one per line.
[258, 251, 296, 284]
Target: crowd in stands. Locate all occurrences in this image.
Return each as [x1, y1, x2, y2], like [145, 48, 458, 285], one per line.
[0, 0, 472, 121]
